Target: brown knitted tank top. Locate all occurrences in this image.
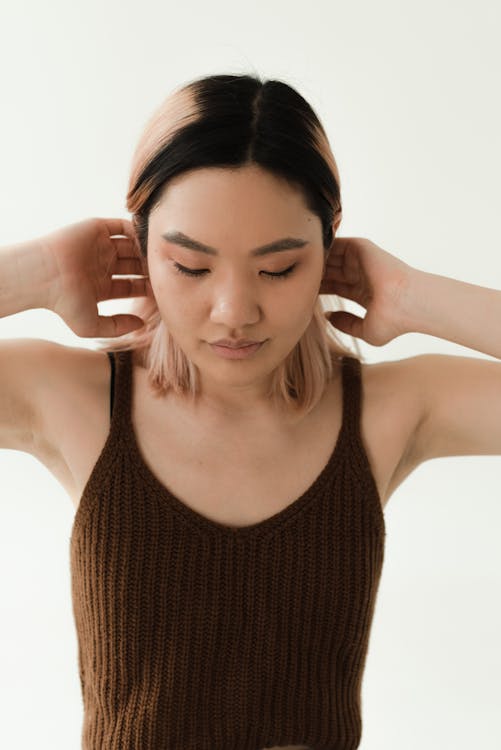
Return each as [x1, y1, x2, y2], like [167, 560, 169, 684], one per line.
[69, 350, 386, 750]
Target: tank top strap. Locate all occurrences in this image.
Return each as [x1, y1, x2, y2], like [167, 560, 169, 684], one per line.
[105, 349, 134, 429]
[339, 355, 363, 440]
[105, 349, 363, 443]
[106, 351, 115, 418]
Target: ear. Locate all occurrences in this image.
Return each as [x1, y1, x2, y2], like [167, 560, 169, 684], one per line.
[333, 209, 342, 234]
[324, 211, 343, 265]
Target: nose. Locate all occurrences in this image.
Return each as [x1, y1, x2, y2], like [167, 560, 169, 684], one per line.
[208, 273, 261, 329]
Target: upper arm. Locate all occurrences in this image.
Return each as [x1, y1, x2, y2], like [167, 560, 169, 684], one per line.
[0, 337, 65, 455]
[409, 353, 501, 465]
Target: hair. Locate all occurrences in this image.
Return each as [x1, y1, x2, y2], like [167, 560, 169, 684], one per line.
[94, 72, 364, 418]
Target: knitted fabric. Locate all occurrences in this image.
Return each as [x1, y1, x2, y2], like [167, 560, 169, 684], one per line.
[69, 350, 386, 749]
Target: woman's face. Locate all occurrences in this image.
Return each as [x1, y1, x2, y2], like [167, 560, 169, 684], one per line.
[146, 164, 330, 413]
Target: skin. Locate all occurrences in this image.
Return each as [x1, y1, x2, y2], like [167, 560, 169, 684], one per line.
[146, 163, 341, 423]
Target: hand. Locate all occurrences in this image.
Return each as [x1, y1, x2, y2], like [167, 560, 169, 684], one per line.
[42, 217, 153, 338]
[319, 236, 414, 347]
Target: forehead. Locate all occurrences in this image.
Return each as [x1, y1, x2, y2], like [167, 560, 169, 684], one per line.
[148, 167, 323, 255]
[154, 165, 310, 214]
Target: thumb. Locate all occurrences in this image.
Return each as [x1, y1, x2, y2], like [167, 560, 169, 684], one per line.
[95, 314, 146, 338]
[325, 310, 364, 338]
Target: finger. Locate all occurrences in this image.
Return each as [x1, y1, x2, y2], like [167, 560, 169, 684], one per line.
[110, 235, 144, 261]
[111, 257, 149, 275]
[102, 217, 137, 239]
[326, 310, 364, 338]
[324, 258, 344, 272]
[109, 238, 148, 276]
[99, 278, 153, 301]
[323, 266, 348, 282]
[94, 314, 146, 338]
[329, 237, 350, 256]
[320, 280, 359, 300]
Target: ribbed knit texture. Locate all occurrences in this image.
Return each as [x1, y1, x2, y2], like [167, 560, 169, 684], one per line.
[69, 350, 386, 750]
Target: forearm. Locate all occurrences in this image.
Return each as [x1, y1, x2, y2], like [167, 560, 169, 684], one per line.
[0, 239, 53, 318]
[401, 268, 501, 360]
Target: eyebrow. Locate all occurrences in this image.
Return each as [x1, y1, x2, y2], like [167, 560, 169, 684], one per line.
[161, 230, 309, 257]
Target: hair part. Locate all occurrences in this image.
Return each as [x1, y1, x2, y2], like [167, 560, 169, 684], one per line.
[94, 72, 364, 418]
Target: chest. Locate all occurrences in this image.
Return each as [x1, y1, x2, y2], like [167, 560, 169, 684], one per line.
[128, 379, 347, 529]
[42, 355, 415, 524]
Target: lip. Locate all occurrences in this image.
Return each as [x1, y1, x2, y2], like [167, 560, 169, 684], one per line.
[209, 340, 267, 360]
[211, 339, 263, 348]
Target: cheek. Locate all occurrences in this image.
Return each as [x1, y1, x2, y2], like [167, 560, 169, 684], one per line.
[287, 270, 322, 309]
[271, 285, 319, 334]
[285, 278, 324, 335]
[159, 296, 196, 330]
[148, 271, 190, 326]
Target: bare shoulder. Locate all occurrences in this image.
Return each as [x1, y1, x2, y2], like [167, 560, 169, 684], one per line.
[355, 354, 428, 508]
[23, 342, 150, 506]
[10, 338, 428, 512]
[25, 340, 112, 498]
[0, 337, 106, 453]
[29, 339, 110, 418]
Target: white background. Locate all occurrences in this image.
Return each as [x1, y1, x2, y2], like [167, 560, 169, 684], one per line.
[0, 0, 500, 748]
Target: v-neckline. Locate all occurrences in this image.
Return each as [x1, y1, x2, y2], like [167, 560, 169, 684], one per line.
[122, 352, 352, 539]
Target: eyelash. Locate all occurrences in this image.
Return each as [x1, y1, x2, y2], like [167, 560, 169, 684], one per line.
[172, 262, 298, 280]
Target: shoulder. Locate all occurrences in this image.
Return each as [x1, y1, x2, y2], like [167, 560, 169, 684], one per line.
[345, 354, 429, 506]
[359, 355, 428, 443]
[338, 351, 427, 408]
[35, 340, 111, 398]
[0, 338, 113, 498]
[33, 342, 155, 423]
[0, 338, 111, 447]
[33, 342, 149, 445]
[14, 341, 111, 465]
[33, 338, 109, 423]
[25, 342, 123, 501]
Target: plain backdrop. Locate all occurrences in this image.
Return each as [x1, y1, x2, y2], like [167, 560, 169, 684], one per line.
[0, 0, 500, 748]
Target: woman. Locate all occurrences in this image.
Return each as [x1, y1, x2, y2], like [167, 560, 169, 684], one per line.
[1, 73, 499, 750]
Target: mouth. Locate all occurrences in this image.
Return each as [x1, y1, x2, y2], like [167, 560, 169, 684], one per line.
[209, 340, 267, 359]
[211, 340, 264, 349]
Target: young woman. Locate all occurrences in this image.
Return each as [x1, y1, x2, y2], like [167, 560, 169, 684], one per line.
[1, 73, 499, 750]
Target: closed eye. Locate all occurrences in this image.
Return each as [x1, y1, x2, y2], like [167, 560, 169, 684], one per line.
[172, 262, 298, 280]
